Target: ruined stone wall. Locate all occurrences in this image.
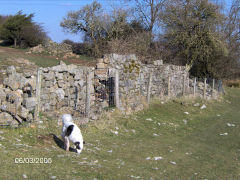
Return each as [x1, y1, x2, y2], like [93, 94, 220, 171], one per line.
[0, 54, 215, 127]
[28, 41, 73, 56]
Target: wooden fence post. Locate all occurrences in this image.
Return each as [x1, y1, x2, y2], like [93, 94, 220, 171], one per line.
[193, 77, 197, 96]
[182, 74, 185, 96]
[147, 72, 153, 103]
[85, 70, 91, 118]
[115, 70, 120, 108]
[203, 78, 207, 99]
[34, 68, 42, 121]
[168, 76, 171, 98]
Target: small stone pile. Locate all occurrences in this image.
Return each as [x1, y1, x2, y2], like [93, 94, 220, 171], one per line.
[27, 41, 79, 58]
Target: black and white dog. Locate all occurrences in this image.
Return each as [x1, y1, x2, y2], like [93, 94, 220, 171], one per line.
[61, 114, 84, 154]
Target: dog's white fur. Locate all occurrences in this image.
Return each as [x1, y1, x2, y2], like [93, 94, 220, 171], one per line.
[61, 114, 84, 154]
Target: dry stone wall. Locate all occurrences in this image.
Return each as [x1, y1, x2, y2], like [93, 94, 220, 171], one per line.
[95, 54, 190, 112]
[40, 62, 95, 115]
[0, 54, 215, 127]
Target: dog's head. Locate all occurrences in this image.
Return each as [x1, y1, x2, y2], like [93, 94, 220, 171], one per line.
[74, 141, 84, 154]
[62, 114, 73, 125]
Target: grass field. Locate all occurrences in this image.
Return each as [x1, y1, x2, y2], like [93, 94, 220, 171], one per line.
[0, 46, 95, 68]
[0, 88, 240, 179]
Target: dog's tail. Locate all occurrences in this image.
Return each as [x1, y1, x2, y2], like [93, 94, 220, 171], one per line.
[62, 114, 73, 125]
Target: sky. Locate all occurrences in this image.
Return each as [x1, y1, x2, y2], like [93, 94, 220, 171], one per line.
[0, 0, 232, 43]
[0, 0, 124, 43]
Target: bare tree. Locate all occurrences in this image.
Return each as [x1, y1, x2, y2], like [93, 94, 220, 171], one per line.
[128, 0, 166, 35]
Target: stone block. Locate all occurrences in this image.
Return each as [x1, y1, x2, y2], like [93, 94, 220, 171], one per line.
[22, 97, 37, 111]
[96, 62, 107, 69]
[97, 58, 104, 63]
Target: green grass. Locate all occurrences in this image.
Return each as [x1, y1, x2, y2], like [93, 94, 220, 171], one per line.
[0, 88, 240, 179]
[0, 46, 95, 68]
[27, 56, 70, 67]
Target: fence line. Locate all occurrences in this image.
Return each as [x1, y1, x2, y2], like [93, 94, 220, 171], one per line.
[32, 68, 223, 122]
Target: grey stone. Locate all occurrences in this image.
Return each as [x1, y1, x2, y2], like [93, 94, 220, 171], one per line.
[67, 64, 78, 72]
[59, 60, 66, 65]
[6, 90, 23, 105]
[23, 97, 37, 111]
[42, 68, 49, 73]
[23, 72, 32, 78]
[153, 60, 163, 66]
[41, 103, 51, 111]
[0, 103, 29, 119]
[17, 105, 29, 119]
[57, 80, 66, 88]
[3, 75, 20, 91]
[74, 70, 84, 80]
[23, 77, 36, 90]
[0, 112, 14, 125]
[0, 89, 6, 101]
[42, 71, 55, 81]
[193, 103, 200, 107]
[200, 104, 206, 109]
[55, 72, 64, 80]
[56, 88, 65, 100]
[96, 62, 106, 69]
[26, 113, 33, 121]
[52, 64, 68, 72]
[6, 66, 16, 76]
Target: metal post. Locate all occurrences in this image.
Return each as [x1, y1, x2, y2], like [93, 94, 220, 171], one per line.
[85, 70, 91, 118]
[193, 77, 196, 96]
[34, 68, 42, 121]
[147, 72, 153, 103]
[168, 76, 171, 97]
[212, 79, 215, 96]
[115, 70, 120, 108]
[204, 78, 207, 99]
[183, 74, 185, 96]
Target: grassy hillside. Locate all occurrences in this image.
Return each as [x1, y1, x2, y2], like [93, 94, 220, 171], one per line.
[0, 46, 95, 68]
[0, 88, 240, 179]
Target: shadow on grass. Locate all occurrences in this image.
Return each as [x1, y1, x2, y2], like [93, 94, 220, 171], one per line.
[50, 133, 77, 153]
